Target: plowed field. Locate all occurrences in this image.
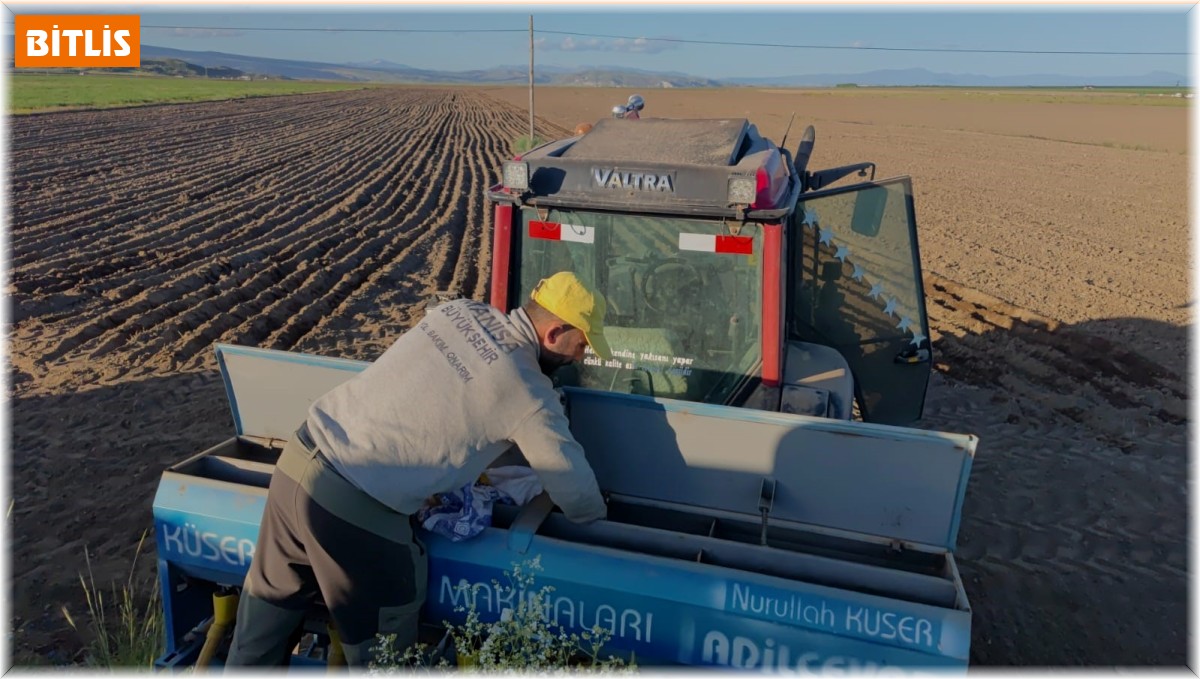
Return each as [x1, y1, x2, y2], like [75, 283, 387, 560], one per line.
[6, 86, 1188, 667]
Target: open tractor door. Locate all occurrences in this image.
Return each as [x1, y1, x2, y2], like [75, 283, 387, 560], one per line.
[792, 174, 932, 425]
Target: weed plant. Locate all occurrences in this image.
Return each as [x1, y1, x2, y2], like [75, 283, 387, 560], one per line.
[512, 135, 549, 154]
[368, 556, 635, 673]
[61, 531, 164, 668]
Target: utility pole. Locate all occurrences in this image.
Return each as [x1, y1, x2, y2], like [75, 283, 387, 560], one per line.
[529, 14, 535, 143]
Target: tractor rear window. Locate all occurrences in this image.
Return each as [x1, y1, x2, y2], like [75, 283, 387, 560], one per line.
[514, 207, 763, 405]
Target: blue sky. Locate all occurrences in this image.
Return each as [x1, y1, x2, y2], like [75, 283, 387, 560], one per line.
[5, 5, 1192, 79]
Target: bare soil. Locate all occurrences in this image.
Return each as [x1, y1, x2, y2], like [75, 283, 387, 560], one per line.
[6, 85, 1188, 667]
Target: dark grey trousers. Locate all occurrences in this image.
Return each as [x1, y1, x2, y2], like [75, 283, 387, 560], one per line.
[225, 432, 428, 667]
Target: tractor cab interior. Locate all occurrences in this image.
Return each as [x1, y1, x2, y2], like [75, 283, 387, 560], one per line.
[513, 207, 763, 406]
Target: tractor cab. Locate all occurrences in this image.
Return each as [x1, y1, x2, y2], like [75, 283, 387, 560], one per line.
[486, 113, 932, 426]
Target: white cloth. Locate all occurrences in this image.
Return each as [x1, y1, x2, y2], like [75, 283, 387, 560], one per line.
[417, 466, 545, 542]
[484, 466, 544, 505]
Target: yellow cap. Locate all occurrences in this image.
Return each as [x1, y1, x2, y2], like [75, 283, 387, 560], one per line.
[531, 271, 612, 361]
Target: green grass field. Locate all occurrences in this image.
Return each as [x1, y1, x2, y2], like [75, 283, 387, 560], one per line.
[8, 73, 376, 114]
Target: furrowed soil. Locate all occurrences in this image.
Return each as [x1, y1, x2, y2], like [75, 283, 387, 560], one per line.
[6, 86, 1188, 667]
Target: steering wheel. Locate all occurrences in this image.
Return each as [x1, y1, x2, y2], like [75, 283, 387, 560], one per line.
[641, 259, 702, 313]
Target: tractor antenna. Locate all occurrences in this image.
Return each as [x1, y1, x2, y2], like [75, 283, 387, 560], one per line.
[528, 15, 535, 144]
[779, 111, 797, 150]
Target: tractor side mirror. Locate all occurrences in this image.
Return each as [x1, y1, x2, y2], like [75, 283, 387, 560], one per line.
[850, 185, 887, 238]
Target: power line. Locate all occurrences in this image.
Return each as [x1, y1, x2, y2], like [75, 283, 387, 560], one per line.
[6, 22, 1187, 56]
[142, 25, 526, 34]
[538, 29, 1189, 57]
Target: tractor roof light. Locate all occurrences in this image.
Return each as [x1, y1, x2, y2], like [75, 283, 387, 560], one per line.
[503, 161, 530, 191]
[728, 175, 757, 205]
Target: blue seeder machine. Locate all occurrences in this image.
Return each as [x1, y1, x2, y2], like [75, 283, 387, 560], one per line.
[152, 108, 978, 671]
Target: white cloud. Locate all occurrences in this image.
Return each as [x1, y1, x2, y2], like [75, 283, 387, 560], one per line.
[537, 36, 677, 54]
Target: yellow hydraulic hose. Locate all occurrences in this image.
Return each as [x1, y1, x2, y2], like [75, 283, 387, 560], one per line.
[195, 590, 240, 667]
[326, 621, 346, 668]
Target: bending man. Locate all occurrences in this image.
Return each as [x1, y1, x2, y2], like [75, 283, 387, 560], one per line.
[225, 271, 611, 667]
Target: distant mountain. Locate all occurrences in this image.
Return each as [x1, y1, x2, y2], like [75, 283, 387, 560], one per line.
[91, 56, 249, 79]
[136, 58, 245, 79]
[140, 45, 387, 81]
[139, 45, 1187, 88]
[494, 63, 578, 75]
[141, 45, 722, 85]
[728, 67, 1187, 88]
[551, 69, 723, 88]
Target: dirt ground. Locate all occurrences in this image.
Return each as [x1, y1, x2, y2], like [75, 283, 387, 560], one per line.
[5, 85, 1189, 667]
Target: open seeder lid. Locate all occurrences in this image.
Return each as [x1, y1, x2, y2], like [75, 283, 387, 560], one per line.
[215, 343, 369, 441]
[215, 342, 975, 552]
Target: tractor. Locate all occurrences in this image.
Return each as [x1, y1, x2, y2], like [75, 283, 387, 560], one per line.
[492, 95, 933, 426]
[151, 97, 975, 672]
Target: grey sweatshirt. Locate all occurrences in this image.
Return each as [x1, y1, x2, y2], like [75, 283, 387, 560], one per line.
[305, 299, 607, 524]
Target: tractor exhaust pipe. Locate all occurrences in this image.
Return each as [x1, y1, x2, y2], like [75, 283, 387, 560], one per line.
[794, 125, 816, 177]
